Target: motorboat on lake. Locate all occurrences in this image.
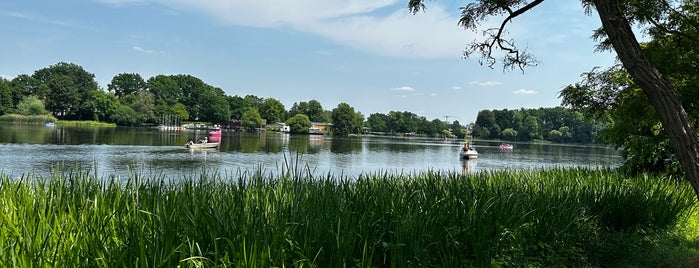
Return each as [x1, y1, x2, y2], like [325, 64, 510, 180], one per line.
[460, 149, 479, 159]
[185, 142, 220, 149]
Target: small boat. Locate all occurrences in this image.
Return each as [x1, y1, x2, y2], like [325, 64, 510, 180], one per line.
[499, 143, 513, 150]
[460, 149, 478, 159]
[185, 142, 220, 149]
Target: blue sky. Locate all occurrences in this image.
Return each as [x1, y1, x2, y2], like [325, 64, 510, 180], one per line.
[0, 0, 617, 123]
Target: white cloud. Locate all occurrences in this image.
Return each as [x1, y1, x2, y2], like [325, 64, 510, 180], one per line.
[1, 74, 14, 80]
[1, 11, 94, 30]
[429, 93, 437, 96]
[513, 89, 537, 95]
[132, 46, 165, 54]
[392, 86, 414, 91]
[469, 81, 502, 87]
[98, 0, 474, 58]
[451, 86, 462, 90]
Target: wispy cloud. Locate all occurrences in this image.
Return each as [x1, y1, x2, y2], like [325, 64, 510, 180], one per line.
[469, 81, 502, 87]
[132, 46, 165, 54]
[1, 11, 94, 30]
[96, 0, 476, 58]
[0, 74, 14, 80]
[392, 86, 415, 92]
[451, 86, 462, 90]
[513, 89, 537, 95]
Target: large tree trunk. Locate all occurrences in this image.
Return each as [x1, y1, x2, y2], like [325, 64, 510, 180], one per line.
[592, 0, 699, 201]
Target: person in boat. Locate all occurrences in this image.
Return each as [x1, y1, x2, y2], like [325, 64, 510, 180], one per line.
[200, 136, 208, 144]
[186, 138, 194, 146]
[463, 141, 471, 151]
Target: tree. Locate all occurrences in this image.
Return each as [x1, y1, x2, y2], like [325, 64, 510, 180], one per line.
[147, 75, 181, 106]
[286, 114, 312, 134]
[307, 100, 326, 122]
[108, 73, 147, 99]
[367, 113, 389, 133]
[16, 96, 49, 116]
[88, 90, 118, 122]
[332, 103, 361, 136]
[121, 91, 156, 125]
[31, 62, 101, 120]
[452, 120, 467, 138]
[111, 105, 141, 126]
[241, 108, 263, 131]
[199, 89, 231, 123]
[0, 78, 12, 115]
[474, 110, 497, 139]
[408, 0, 699, 200]
[10, 74, 40, 107]
[260, 98, 286, 124]
[170, 103, 190, 122]
[501, 128, 518, 141]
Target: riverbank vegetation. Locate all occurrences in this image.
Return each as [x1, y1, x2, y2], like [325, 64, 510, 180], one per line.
[0, 114, 56, 124]
[0, 64, 603, 142]
[0, 167, 696, 267]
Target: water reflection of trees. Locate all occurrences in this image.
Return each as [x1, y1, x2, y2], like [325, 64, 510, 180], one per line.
[330, 137, 363, 154]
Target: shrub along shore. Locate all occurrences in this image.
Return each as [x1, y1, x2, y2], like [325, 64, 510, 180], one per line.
[0, 167, 697, 267]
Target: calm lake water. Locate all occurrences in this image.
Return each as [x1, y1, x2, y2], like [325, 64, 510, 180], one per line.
[0, 123, 624, 179]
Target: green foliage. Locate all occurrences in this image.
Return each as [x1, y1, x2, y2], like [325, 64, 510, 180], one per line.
[559, 59, 697, 174]
[110, 105, 141, 126]
[31, 62, 101, 120]
[0, 114, 57, 123]
[241, 107, 263, 131]
[331, 103, 362, 136]
[288, 100, 327, 122]
[147, 75, 180, 105]
[107, 73, 147, 98]
[88, 90, 118, 122]
[366, 113, 388, 133]
[16, 96, 49, 115]
[286, 113, 312, 134]
[0, 168, 695, 267]
[121, 91, 156, 124]
[501, 127, 518, 140]
[199, 90, 231, 123]
[0, 78, 12, 115]
[474, 107, 601, 143]
[170, 102, 190, 121]
[260, 98, 286, 123]
[55, 120, 116, 127]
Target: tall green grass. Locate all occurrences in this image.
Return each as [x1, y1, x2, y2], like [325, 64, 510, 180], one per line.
[0, 167, 695, 267]
[0, 114, 57, 123]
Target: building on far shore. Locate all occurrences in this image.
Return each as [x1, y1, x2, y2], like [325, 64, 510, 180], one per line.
[310, 122, 332, 135]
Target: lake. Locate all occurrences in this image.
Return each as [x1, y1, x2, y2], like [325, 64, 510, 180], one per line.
[0, 123, 624, 179]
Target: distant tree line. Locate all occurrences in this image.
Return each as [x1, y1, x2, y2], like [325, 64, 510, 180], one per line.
[472, 107, 605, 143]
[1, 62, 601, 141]
[0, 62, 362, 136]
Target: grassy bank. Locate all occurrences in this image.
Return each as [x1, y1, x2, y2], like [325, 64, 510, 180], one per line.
[0, 114, 57, 124]
[0, 115, 115, 127]
[55, 120, 116, 127]
[0, 168, 696, 267]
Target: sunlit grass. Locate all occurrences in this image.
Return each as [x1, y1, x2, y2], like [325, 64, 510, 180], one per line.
[0, 114, 57, 124]
[0, 166, 696, 267]
[55, 120, 116, 127]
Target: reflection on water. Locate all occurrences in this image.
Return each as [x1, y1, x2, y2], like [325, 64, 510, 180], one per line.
[0, 123, 624, 179]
